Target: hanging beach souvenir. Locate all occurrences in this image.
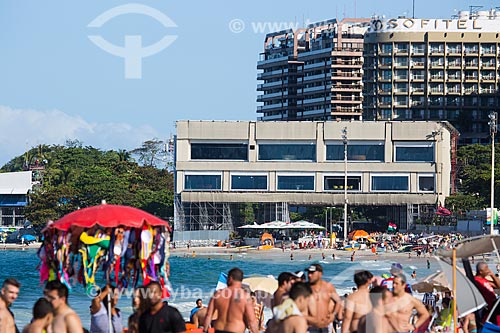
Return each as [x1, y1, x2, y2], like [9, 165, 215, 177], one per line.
[79, 229, 110, 293]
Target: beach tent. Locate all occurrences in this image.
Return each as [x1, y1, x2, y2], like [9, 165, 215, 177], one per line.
[238, 221, 288, 229]
[286, 221, 325, 229]
[237, 223, 260, 229]
[258, 233, 274, 250]
[350, 230, 369, 240]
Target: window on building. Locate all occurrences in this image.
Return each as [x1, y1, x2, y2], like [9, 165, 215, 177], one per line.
[184, 174, 222, 191]
[191, 143, 248, 160]
[326, 142, 384, 161]
[258, 143, 316, 161]
[411, 43, 425, 53]
[418, 174, 435, 192]
[394, 142, 434, 162]
[231, 175, 268, 190]
[277, 175, 315, 191]
[380, 70, 392, 80]
[324, 175, 361, 191]
[371, 175, 409, 191]
[380, 43, 393, 54]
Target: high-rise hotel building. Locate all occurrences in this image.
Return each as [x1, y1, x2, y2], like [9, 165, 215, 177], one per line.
[257, 19, 370, 121]
[363, 10, 500, 144]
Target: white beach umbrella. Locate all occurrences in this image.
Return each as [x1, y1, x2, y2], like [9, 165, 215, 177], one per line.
[436, 257, 486, 318]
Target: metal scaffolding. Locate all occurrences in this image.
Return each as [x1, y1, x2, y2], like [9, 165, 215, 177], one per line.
[174, 195, 234, 232]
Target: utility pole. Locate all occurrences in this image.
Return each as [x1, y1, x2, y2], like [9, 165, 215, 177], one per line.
[342, 127, 348, 240]
[489, 112, 497, 234]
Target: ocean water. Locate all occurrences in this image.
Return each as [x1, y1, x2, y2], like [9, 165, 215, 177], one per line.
[0, 249, 433, 330]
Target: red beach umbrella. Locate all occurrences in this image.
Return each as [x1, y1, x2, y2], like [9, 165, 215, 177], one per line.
[50, 203, 171, 231]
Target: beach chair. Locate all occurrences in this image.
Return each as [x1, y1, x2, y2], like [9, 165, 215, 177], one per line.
[482, 299, 500, 333]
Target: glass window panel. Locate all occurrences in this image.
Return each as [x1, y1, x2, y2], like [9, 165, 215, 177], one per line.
[259, 144, 316, 161]
[324, 176, 361, 191]
[395, 146, 434, 162]
[372, 176, 408, 191]
[326, 144, 384, 161]
[419, 176, 435, 192]
[191, 143, 248, 160]
[277, 176, 314, 191]
[184, 175, 221, 191]
[231, 175, 267, 190]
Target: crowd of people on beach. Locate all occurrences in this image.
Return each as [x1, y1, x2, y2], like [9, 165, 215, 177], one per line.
[1, 251, 499, 333]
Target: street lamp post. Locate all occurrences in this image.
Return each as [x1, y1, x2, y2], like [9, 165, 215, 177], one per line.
[342, 127, 348, 240]
[489, 112, 498, 234]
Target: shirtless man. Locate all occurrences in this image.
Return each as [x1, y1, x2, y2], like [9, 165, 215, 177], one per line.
[266, 282, 312, 333]
[44, 280, 83, 333]
[342, 270, 373, 333]
[192, 299, 208, 328]
[203, 267, 258, 333]
[358, 286, 398, 333]
[272, 272, 295, 308]
[0, 278, 21, 333]
[305, 264, 343, 333]
[390, 273, 429, 332]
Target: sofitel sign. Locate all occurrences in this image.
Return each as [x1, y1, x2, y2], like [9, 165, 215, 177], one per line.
[371, 18, 484, 32]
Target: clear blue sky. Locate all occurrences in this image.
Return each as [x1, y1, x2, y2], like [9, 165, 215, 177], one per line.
[0, 0, 496, 166]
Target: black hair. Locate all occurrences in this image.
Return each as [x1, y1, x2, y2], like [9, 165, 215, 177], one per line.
[278, 272, 294, 286]
[45, 280, 68, 300]
[228, 268, 244, 282]
[289, 282, 312, 300]
[33, 298, 54, 319]
[353, 270, 373, 287]
[2, 278, 21, 289]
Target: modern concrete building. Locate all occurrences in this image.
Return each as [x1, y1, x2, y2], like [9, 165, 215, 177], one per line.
[174, 120, 456, 237]
[0, 171, 32, 226]
[257, 18, 370, 121]
[363, 10, 500, 144]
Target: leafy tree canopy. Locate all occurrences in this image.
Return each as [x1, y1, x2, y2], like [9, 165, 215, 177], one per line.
[0, 141, 173, 227]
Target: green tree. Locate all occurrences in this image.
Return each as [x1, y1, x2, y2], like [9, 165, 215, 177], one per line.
[130, 139, 166, 168]
[3, 143, 174, 227]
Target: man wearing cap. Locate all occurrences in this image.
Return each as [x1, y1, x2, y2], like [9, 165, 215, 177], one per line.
[305, 264, 342, 333]
[381, 263, 412, 294]
[272, 272, 296, 309]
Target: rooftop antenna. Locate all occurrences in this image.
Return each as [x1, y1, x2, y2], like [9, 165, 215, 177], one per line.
[412, 0, 415, 18]
[469, 5, 483, 19]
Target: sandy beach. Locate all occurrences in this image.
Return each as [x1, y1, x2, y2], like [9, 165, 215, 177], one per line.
[169, 246, 439, 267]
[0, 242, 41, 250]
